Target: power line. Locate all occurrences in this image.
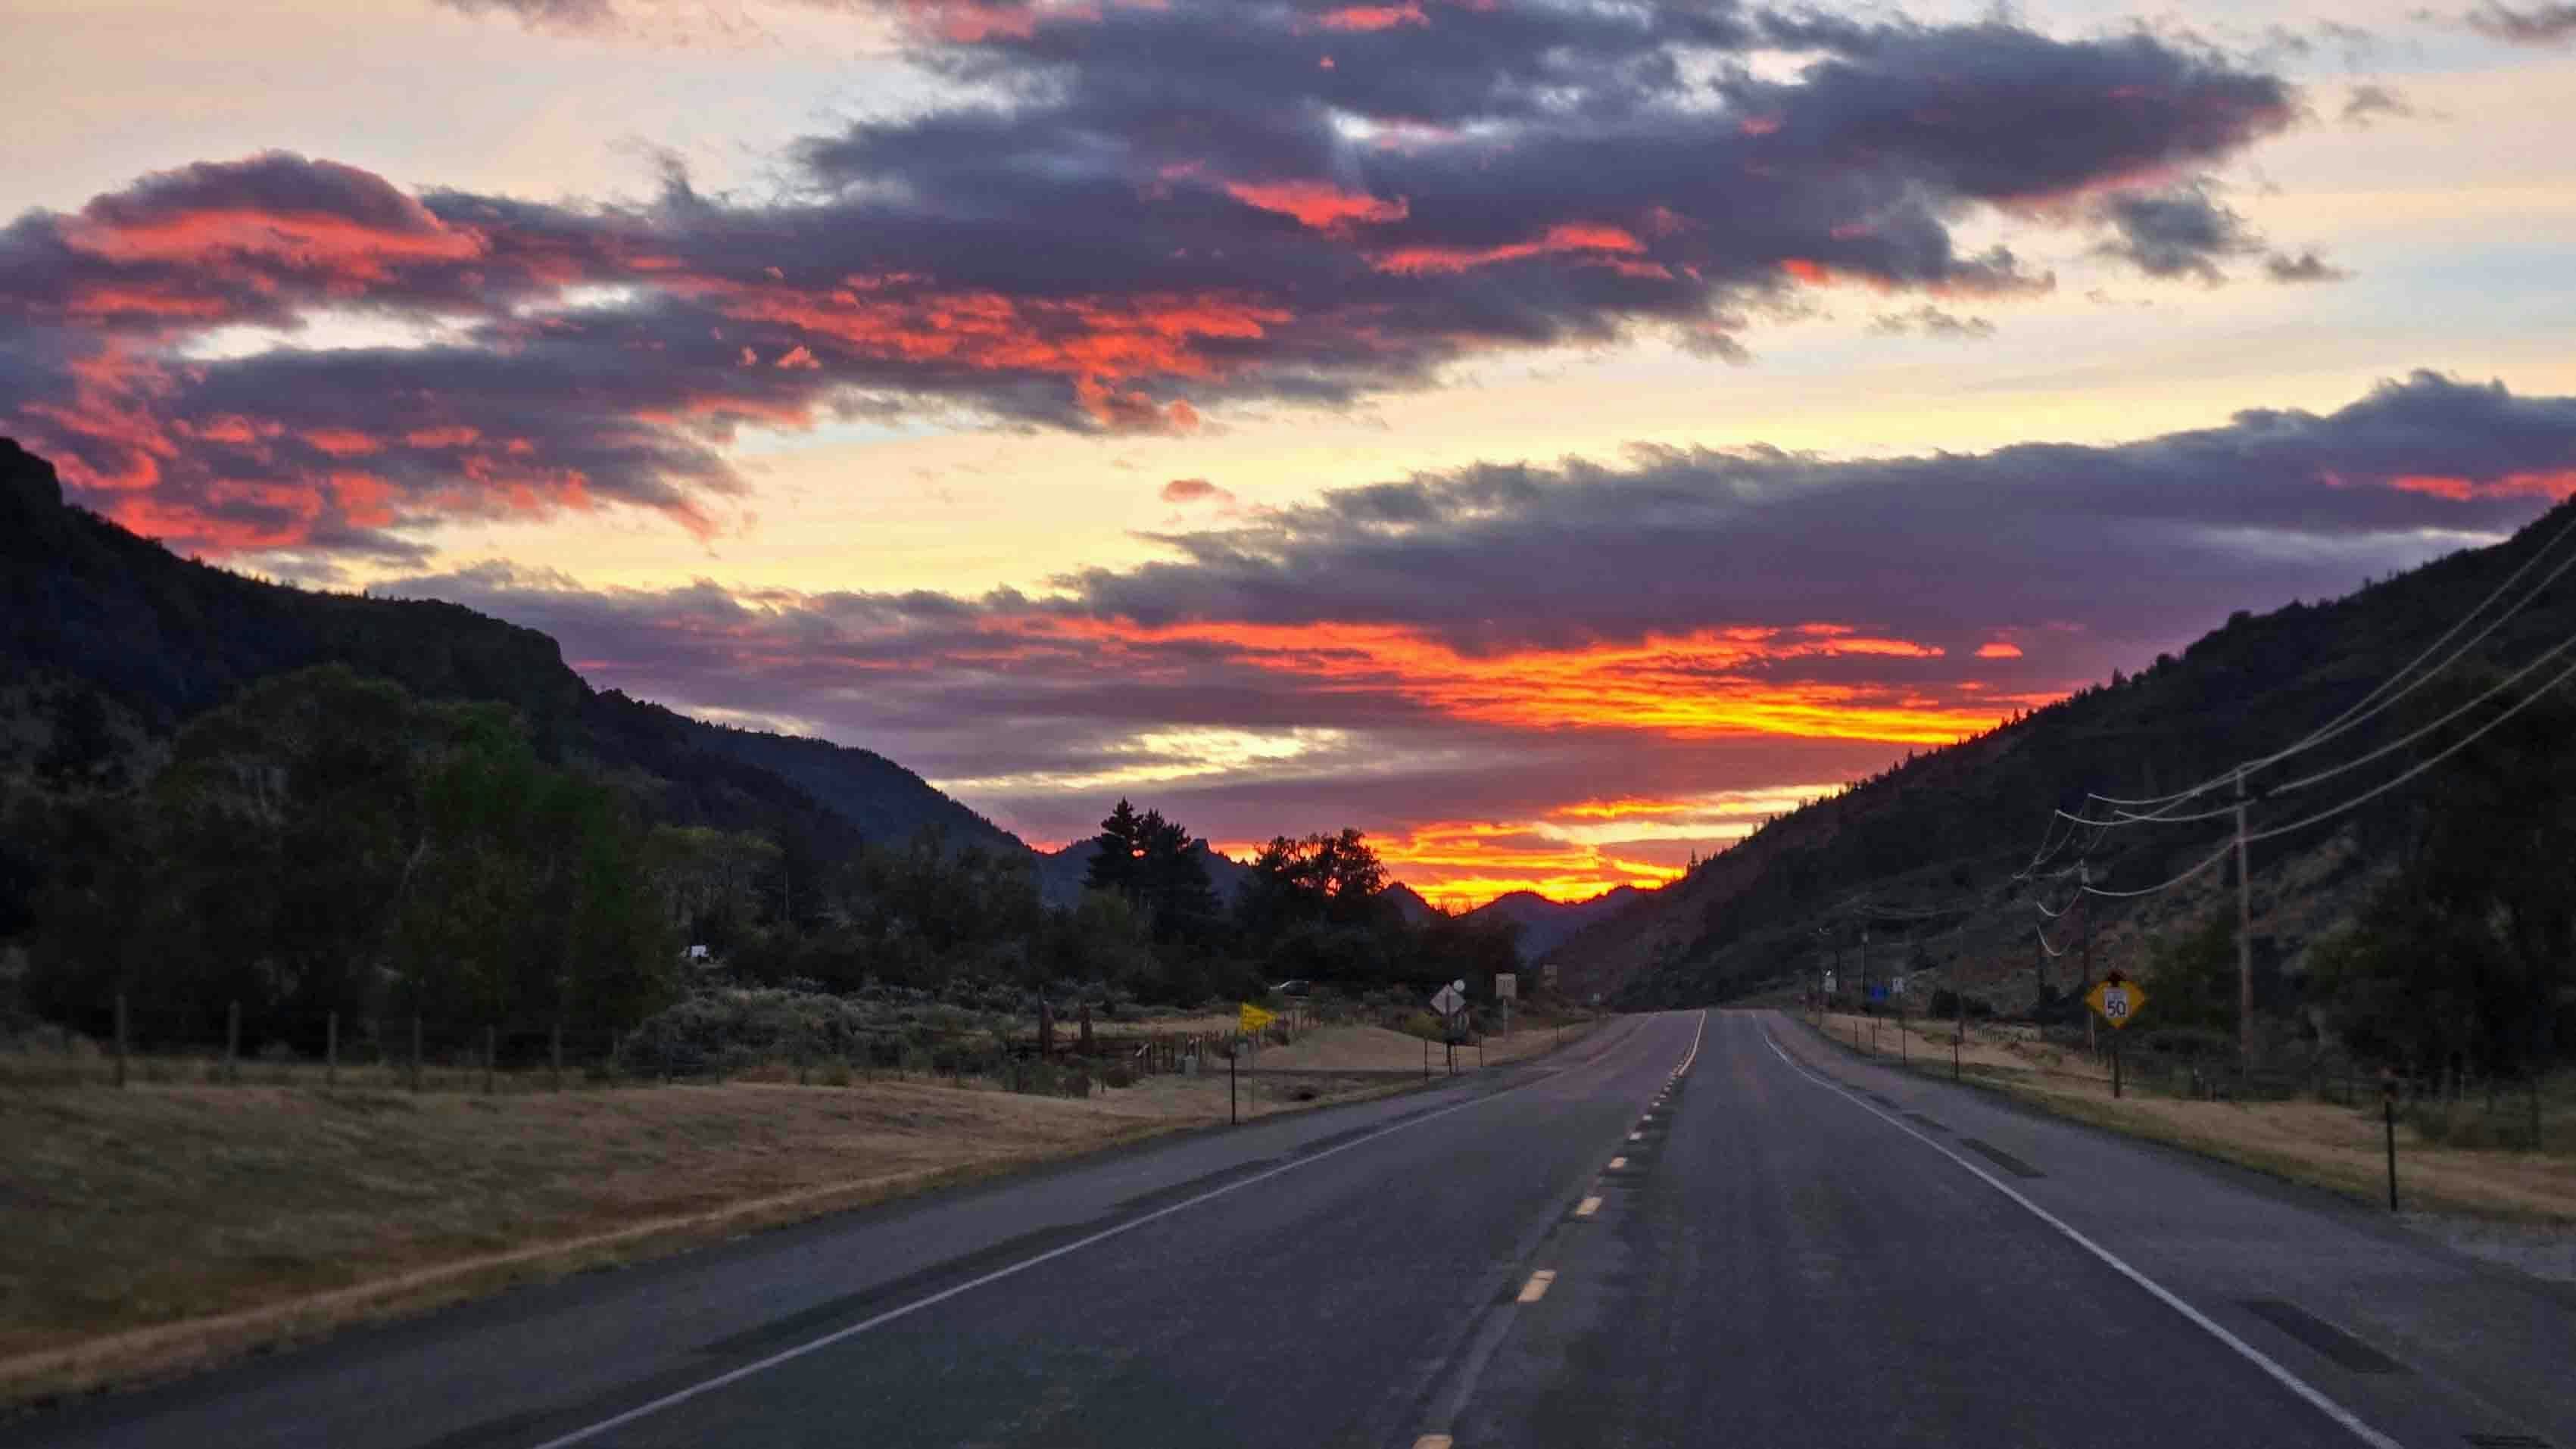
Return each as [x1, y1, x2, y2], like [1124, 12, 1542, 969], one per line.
[2060, 649, 2576, 899]
[2078, 837, 2235, 899]
[2245, 650, 2576, 846]
[2051, 628, 2576, 830]
[2086, 503, 2576, 809]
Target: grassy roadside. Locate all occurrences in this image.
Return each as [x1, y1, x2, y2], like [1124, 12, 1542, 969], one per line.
[2, 1019, 1595, 1410]
[1787, 1011, 2576, 1225]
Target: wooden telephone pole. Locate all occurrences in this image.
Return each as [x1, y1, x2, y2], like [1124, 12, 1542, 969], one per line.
[2235, 767, 2256, 1070]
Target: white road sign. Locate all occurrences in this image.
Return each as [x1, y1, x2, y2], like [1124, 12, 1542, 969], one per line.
[1430, 983, 1466, 1017]
[1495, 973, 1517, 1001]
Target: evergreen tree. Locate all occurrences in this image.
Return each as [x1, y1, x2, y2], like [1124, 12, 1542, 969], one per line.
[1085, 798, 1145, 897]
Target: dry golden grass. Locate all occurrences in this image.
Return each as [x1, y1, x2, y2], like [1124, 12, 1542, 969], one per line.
[1250, 1021, 1588, 1073]
[2013, 1086, 2576, 1222]
[1798, 1012, 2576, 1223]
[0, 1053, 1424, 1407]
[1817, 1011, 2113, 1086]
[2, 1016, 1609, 1404]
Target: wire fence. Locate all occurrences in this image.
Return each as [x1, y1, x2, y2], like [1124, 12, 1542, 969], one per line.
[1, 999, 1220, 1099]
[1803, 1004, 2566, 1158]
[0, 994, 1414, 1099]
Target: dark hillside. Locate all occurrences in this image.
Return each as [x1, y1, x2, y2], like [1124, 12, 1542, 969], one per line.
[691, 721, 1026, 858]
[1552, 494, 2576, 1021]
[0, 438, 1008, 858]
[1462, 887, 1640, 962]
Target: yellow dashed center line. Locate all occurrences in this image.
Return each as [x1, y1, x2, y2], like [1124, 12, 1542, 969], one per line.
[1517, 1270, 1557, 1304]
[1576, 1195, 1603, 1217]
[1413, 1437, 1455, 1449]
[1608, 1156, 1628, 1170]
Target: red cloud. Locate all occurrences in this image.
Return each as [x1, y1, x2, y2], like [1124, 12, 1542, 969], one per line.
[1317, 2, 1426, 31]
[1223, 180, 1410, 231]
[1161, 476, 1235, 505]
[1371, 223, 1646, 276]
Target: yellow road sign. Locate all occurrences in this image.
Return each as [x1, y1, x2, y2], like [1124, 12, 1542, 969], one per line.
[2086, 972, 2147, 1030]
[1240, 1002, 1278, 1034]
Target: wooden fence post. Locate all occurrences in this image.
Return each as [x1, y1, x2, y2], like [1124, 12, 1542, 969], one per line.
[224, 999, 242, 1083]
[326, 1011, 338, 1087]
[484, 1025, 497, 1095]
[410, 1014, 423, 1093]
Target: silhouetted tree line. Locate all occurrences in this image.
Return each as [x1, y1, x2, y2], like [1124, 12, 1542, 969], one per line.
[3, 669, 1520, 1044]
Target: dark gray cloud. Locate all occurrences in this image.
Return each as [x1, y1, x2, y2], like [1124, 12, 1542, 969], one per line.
[2264, 249, 2351, 283]
[1868, 305, 1995, 339]
[2341, 83, 2416, 125]
[5, 6, 2303, 557]
[2464, 2, 2576, 44]
[379, 371, 2576, 843]
[1065, 371, 2574, 655]
[2094, 185, 2260, 282]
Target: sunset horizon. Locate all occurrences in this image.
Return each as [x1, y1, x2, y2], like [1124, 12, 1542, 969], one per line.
[12, 0, 2576, 905]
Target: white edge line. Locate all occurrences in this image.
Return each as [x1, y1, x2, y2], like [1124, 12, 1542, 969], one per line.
[525, 1018, 1656, 1449]
[1757, 1025, 2403, 1449]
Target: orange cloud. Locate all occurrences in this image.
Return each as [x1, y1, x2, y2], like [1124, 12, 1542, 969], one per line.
[684, 273, 1290, 424]
[1317, 2, 1427, 30]
[404, 425, 482, 447]
[2390, 471, 2576, 501]
[65, 207, 483, 281]
[1368, 820, 1686, 909]
[1370, 223, 1645, 276]
[1976, 640, 2024, 659]
[301, 427, 381, 458]
[1552, 798, 1694, 821]
[995, 616, 2010, 745]
[1224, 179, 1410, 231]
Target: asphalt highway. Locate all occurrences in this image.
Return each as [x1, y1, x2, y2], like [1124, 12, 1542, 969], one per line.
[17, 1009, 2574, 1448]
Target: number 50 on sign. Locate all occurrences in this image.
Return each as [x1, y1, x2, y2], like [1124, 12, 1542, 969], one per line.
[2085, 972, 2147, 1030]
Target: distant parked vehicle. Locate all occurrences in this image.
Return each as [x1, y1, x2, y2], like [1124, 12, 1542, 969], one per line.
[1271, 979, 1313, 998]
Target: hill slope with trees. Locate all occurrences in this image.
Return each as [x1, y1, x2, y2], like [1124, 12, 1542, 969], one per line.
[2, 438, 1522, 1045]
[1, 438, 1021, 868]
[1548, 496, 2576, 1078]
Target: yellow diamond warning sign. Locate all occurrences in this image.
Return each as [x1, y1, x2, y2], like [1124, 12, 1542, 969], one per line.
[1240, 1002, 1278, 1034]
[2086, 971, 2147, 1030]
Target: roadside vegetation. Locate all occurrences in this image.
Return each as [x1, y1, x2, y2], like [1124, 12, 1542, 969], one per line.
[1799, 1010, 2576, 1223]
[0, 996, 1598, 1409]
[3, 665, 1533, 1077]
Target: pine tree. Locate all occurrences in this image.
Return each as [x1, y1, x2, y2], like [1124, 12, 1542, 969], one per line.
[1086, 798, 1145, 898]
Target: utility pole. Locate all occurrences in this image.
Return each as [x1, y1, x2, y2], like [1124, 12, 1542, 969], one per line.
[2235, 766, 2256, 1070]
[2079, 863, 2096, 1061]
[1862, 922, 1873, 1055]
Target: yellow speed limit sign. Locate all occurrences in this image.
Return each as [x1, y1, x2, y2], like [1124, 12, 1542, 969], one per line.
[2085, 972, 2147, 1030]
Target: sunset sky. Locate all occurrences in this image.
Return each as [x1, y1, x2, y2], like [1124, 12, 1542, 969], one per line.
[9, 0, 2576, 907]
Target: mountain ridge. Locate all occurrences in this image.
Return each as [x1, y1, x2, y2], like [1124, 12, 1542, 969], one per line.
[1546, 495, 2576, 1011]
[0, 438, 1027, 865]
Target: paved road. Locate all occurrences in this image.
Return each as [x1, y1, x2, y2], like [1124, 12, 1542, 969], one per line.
[17, 1009, 2574, 1448]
